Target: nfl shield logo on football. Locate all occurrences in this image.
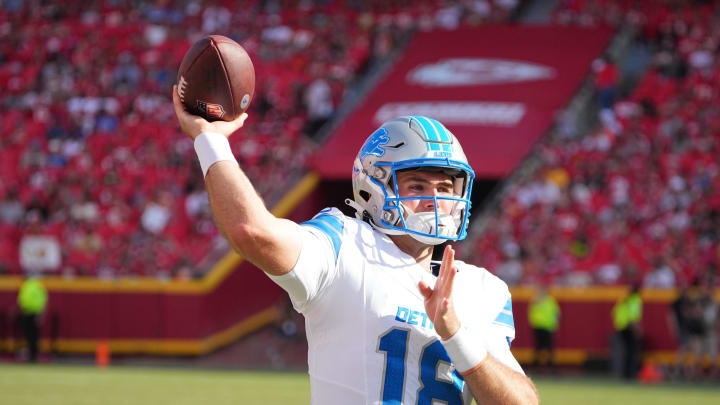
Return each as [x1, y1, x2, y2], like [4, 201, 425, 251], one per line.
[196, 100, 225, 119]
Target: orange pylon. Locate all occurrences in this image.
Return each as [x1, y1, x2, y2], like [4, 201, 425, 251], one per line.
[96, 340, 110, 369]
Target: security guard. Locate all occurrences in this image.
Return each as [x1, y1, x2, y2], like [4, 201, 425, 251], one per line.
[612, 285, 642, 379]
[528, 285, 560, 370]
[17, 277, 48, 362]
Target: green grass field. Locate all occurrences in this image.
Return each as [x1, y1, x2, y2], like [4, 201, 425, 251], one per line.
[1, 363, 719, 404]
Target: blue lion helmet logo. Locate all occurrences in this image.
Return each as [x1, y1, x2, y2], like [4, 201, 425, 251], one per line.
[360, 128, 390, 158]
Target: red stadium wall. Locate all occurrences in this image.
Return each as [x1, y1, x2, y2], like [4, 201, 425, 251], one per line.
[0, 260, 284, 353]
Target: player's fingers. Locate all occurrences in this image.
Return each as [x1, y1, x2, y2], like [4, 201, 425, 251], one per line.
[233, 112, 249, 129]
[442, 244, 452, 268]
[172, 85, 188, 117]
[444, 265, 457, 299]
[439, 246, 455, 295]
[438, 245, 451, 284]
[418, 281, 433, 300]
[418, 281, 431, 297]
[221, 112, 248, 135]
[172, 84, 179, 107]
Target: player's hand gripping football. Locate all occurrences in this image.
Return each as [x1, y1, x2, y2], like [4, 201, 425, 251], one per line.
[172, 85, 248, 140]
[418, 245, 461, 341]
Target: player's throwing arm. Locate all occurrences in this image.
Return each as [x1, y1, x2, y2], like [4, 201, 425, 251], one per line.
[172, 85, 302, 277]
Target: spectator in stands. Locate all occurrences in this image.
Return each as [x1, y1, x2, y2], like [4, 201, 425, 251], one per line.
[70, 191, 100, 223]
[140, 192, 172, 235]
[669, 285, 691, 379]
[593, 55, 621, 134]
[653, 40, 687, 79]
[643, 258, 676, 289]
[593, 55, 619, 110]
[303, 68, 334, 140]
[612, 285, 643, 380]
[672, 280, 711, 380]
[67, 222, 104, 273]
[17, 275, 48, 362]
[700, 280, 719, 378]
[0, 189, 24, 225]
[528, 284, 561, 372]
[202, 2, 231, 34]
[435, 3, 462, 30]
[185, 184, 210, 220]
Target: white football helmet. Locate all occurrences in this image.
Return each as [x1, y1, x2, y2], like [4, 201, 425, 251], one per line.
[348, 116, 475, 245]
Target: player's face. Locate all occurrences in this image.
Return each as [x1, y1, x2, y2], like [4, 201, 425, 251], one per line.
[395, 171, 456, 215]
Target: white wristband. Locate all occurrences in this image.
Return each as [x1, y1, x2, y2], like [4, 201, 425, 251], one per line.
[193, 132, 237, 178]
[441, 327, 488, 375]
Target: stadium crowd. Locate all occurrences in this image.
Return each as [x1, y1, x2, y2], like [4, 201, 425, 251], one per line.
[0, 0, 521, 278]
[471, 0, 720, 289]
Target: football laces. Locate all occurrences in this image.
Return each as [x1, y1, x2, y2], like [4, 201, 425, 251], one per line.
[178, 76, 188, 102]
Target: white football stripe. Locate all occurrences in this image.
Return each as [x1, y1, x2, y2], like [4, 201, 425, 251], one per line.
[178, 76, 188, 101]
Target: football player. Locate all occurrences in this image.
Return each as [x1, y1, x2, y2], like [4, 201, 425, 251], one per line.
[173, 86, 538, 405]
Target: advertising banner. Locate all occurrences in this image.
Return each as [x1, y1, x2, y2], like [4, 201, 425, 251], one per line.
[311, 25, 612, 178]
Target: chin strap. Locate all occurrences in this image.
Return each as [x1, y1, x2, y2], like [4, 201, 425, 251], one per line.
[344, 198, 366, 220]
[344, 198, 406, 235]
[344, 197, 453, 242]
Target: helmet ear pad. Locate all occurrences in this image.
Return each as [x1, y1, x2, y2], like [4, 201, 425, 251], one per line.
[352, 162, 397, 226]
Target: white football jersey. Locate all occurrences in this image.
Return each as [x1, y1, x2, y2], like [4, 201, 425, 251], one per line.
[270, 208, 523, 405]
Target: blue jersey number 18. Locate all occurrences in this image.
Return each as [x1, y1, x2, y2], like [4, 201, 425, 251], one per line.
[377, 327, 464, 404]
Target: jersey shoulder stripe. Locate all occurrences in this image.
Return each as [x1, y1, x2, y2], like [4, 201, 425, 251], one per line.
[315, 213, 343, 235]
[300, 208, 346, 261]
[493, 304, 514, 329]
[493, 297, 515, 347]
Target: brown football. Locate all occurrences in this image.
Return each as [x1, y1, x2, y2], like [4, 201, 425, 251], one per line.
[177, 35, 255, 122]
